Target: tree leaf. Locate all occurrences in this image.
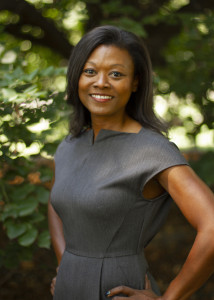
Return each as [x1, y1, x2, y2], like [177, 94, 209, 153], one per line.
[37, 230, 51, 249]
[40, 66, 55, 76]
[36, 187, 49, 204]
[5, 221, 27, 239]
[17, 198, 38, 217]
[30, 212, 45, 223]
[18, 227, 38, 247]
[11, 184, 35, 201]
[1, 88, 17, 101]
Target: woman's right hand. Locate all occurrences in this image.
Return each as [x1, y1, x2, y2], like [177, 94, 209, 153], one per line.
[50, 267, 59, 296]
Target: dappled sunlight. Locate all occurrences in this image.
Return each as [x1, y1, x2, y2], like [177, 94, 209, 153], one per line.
[196, 125, 214, 148]
[54, 76, 66, 92]
[154, 91, 212, 148]
[26, 0, 53, 4]
[1, 50, 17, 64]
[179, 105, 203, 125]
[207, 89, 214, 102]
[169, 127, 192, 148]
[197, 23, 209, 35]
[154, 95, 168, 117]
[168, 0, 189, 10]
[62, 2, 88, 45]
[27, 118, 50, 132]
[9, 141, 41, 157]
[20, 40, 32, 52]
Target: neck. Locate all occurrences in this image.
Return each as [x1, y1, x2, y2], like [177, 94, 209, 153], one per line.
[91, 114, 130, 140]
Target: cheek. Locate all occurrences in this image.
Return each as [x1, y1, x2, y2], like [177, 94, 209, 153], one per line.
[78, 77, 85, 93]
[117, 83, 135, 99]
[78, 76, 94, 96]
[78, 79, 88, 102]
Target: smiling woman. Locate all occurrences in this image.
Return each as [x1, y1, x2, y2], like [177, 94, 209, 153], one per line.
[48, 25, 214, 300]
[66, 25, 166, 138]
[78, 45, 138, 128]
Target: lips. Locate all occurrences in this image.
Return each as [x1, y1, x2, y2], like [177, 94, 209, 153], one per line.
[90, 94, 113, 102]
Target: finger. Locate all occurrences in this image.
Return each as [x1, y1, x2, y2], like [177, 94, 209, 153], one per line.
[50, 277, 56, 295]
[105, 285, 135, 297]
[50, 282, 54, 295]
[50, 287, 54, 296]
[50, 283, 54, 296]
[144, 274, 152, 290]
[51, 277, 56, 287]
[112, 297, 129, 300]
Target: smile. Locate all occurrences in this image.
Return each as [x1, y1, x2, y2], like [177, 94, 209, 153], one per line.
[90, 94, 113, 102]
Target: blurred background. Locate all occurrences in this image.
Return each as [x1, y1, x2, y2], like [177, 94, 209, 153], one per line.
[0, 0, 213, 299]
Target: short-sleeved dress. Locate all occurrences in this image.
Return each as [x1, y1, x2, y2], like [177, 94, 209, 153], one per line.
[50, 127, 188, 300]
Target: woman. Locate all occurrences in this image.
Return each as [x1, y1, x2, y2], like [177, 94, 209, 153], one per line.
[48, 25, 214, 300]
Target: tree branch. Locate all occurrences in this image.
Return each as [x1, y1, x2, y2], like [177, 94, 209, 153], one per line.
[0, 0, 72, 58]
[179, 0, 214, 13]
[1, 0, 213, 64]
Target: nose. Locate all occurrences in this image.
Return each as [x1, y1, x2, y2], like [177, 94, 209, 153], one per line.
[93, 73, 110, 89]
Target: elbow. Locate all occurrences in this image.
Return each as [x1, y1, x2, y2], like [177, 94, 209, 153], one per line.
[198, 225, 214, 251]
[207, 227, 214, 249]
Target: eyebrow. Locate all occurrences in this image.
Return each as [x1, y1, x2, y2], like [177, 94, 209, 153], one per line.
[86, 61, 126, 68]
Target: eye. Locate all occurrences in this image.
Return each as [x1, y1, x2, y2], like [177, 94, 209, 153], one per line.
[83, 69, 96, 76]
[110, 71, 124, 78]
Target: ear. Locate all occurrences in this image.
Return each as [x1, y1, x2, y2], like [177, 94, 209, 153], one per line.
[132, 77, 139, 92]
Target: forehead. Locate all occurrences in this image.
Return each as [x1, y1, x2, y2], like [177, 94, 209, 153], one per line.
[85, 45, 134, 69]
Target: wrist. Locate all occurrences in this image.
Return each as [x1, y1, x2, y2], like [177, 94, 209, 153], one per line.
[157, 296, 173, 300]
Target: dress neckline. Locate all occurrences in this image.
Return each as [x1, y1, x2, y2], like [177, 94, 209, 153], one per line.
[87, 127, 144, 145]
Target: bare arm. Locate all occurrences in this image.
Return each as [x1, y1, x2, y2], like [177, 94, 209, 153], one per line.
[48, 198, 66, 264]
[157, 165, 214, 300]
[48, 162, 65, 265]
[108, 165, 214, 300]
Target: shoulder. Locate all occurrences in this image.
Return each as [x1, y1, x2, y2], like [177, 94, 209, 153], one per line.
[138, 127, 176, 150]
[53, 130, 88, 161]
[137, 127, 187, 164]
[53, 134, 74, 160]
[57, 133, 73, 148]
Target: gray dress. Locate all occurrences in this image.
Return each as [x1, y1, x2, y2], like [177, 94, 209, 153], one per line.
[50, 127, 188, 300]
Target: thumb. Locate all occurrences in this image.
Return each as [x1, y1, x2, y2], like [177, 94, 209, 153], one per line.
[145, 273, 152, 290]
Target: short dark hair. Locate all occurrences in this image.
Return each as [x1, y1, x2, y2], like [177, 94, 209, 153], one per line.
[66, 25, 167, 136]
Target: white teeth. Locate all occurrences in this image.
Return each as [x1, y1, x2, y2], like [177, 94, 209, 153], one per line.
[91, 94, 112, 99]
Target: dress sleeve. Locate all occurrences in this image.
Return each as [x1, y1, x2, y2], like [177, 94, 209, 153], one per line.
[53, 135, 70, 163]
[53, 140, 63, 162]
[140, 133, 189, 190]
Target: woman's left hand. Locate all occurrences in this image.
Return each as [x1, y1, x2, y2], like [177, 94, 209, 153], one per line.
[105, 275, 162, 299]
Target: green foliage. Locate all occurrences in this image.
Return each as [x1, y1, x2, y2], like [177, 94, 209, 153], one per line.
[84, 0, 214, 143]
[100, 0, 146, 36]
[0, 0, 213, 270]
[155, 12, 214, 139]
[0, 40, 68, 268]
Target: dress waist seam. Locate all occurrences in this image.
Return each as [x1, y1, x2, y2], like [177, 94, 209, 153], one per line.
[65, 248, 143, 259]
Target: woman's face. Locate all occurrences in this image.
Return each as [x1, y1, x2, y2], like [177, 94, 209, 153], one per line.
[78, 45, 138, 120]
